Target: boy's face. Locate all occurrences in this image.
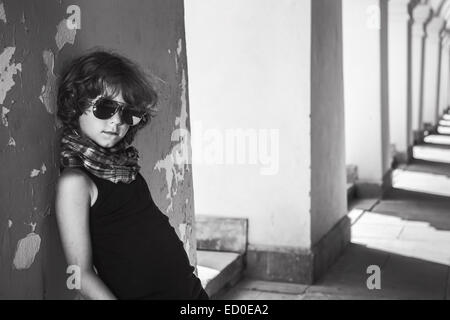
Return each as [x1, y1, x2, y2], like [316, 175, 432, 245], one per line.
[78, 89, 130, 148]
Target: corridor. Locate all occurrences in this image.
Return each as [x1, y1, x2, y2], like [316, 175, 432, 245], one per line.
[219, 190, 450, 300]
[216, 120, 450, 299]
[185, 0, 450, 301]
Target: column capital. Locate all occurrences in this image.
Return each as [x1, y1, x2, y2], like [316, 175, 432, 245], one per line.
[411, 4, 432, 37]
[426, 17, 446, 41]
[412, 4, 432, 24]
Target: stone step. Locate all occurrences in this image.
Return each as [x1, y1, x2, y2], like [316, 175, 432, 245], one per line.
[412, 144, 450, 164]
[422, 135, 450, 148]
[195, 216, 248, 298]
[197, 250, 244, 298]
[196, 215, 248, 253]
[437, 126, 450, 135]
[439, 119, 450, 127]
[347, 183, 356, 202]
[405, 160, 450, 176]
[346, 164, 358, 184]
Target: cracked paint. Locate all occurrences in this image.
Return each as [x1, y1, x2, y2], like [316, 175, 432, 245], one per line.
[154, 154, 182, 212]
[178, 223, 191, 254]
[185, 226, 191, 254]
[28, 222, 37, 233]
[154, 71, 190, 212]
[179, 223, 186, 240]
[154, 39, 190, 213]
[13, 232, 41, 270]
[30, 169, 40, 177]
[175, 69, 188, 130]
[176, 38, 182, 56]
[0, 47, 22, 105]
[174, 38, 182, 72]
[55, 18, 76, 51]
[8, 136, 15, 146]
[30, 163, 46, 178]
[20, 11, 28, 33]
[1, 106, 9, 126]
[39, 50, 57, 114]
[0, 2, 6, 24]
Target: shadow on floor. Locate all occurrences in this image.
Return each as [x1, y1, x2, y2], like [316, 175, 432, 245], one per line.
[309, 243, 449, 300]
[217, 243, 449, 300]
[373, 189, 450, 231]
[218, 185, 450, 300]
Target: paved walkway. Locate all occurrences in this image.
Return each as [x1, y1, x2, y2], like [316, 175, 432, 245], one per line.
[217, 163, 450, 300]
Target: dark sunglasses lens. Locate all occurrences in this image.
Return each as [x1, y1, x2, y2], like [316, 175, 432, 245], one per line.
[93, 98, 145, 125]
[93, 99, 119, 119]
[122, 109, 145, 126]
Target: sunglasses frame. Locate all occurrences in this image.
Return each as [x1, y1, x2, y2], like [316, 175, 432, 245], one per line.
[89, 96, 146, 126]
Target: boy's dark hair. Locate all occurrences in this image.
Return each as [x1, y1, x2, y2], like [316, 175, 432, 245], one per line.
[57, 50, 158, 145]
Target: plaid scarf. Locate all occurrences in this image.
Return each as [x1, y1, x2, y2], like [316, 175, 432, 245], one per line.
[60, 129, 140, 184]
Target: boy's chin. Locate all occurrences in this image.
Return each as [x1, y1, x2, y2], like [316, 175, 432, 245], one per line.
[92, 138, 119, 149]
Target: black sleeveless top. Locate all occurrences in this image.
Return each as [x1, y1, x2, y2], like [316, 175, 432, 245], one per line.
[65, 167, 207, 300]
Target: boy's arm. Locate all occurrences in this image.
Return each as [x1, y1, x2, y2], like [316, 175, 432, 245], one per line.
[55, 169, 116, 300]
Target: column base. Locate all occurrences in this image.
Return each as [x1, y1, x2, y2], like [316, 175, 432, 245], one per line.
[412, 129, 425, 144]
[245, 215, 351, 285]
[354, 168, 392, 198]
[392, 151, 409, 165]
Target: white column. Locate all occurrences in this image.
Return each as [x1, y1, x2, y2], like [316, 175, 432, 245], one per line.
[344, 0, 390, 190]
[310, 0, 347, 247]
[388, 0, 411, 161]
[438, 31, 450, 116]
[447, 35, 450, 110]
[186, 0, 313, 251]
[422, 17, 446, 126]
[186, 0, 348, 283]
[410, 4, 431, 136]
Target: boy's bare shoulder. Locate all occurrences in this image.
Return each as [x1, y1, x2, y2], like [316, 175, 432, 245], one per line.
[59, 167, 90, 183]
[57, 168, 95, 194]
[57, 168, 98, 206]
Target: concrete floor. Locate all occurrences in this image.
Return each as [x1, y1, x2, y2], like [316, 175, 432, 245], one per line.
[217, 163, 450, 300]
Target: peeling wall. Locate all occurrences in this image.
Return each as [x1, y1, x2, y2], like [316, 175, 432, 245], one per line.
[0, 0, 65, 299]
[0, 0, 195, 299]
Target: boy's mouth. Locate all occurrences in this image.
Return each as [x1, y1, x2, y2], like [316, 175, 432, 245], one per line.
[102, 131, 119, 136]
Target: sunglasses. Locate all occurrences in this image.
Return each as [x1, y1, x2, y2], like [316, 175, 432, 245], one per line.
[90, 97, 146, 126]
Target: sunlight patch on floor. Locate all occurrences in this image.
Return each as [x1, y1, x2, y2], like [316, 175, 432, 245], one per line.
[392, 168, 450, 197]
[348, 208, 364, 225]
[352, 211, 450, 266]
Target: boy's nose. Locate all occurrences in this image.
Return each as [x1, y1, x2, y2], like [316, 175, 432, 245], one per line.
[109, 110, 124, 125]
